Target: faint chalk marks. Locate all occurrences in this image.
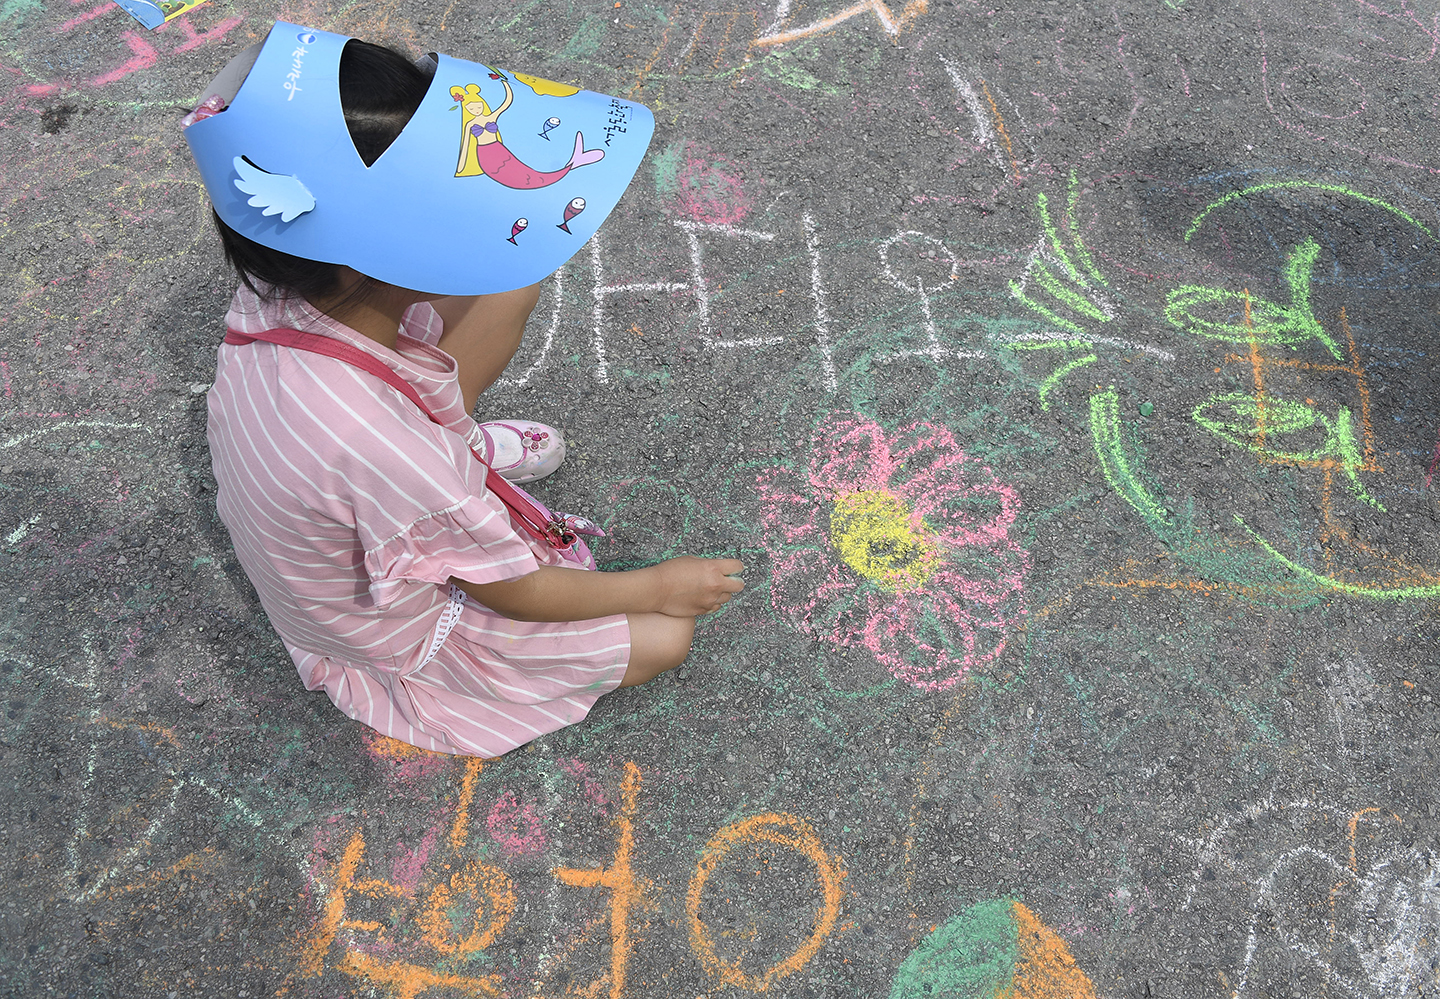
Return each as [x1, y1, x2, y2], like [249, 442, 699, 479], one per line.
[801, 213, 838, 392]
[1276, 60, 1367, 121]
[674, 219, 784, 348]
[1254, 15, 1440, 176]
[1184, 798, 1440, 998]
[589, 235, 690, 384]
[938, 56, 1005, 175]
[755, 0, 928, 48]
[876, 230, 983, 362]
[496, 266, 563, 389]
[1323, 659, 1372, 763]
[0, 420, 147, 450]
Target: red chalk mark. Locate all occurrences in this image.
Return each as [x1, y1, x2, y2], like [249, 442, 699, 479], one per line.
[486, 787, 547, 856]
[57, 1, 115, 33]
[1424, 429, 1440, 487]
[90, 31, 157, 87]
[390, 822, 444, 892]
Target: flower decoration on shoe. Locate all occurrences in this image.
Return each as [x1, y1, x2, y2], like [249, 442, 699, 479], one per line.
[756, 412, 1029, 692]
[477, 420, 566, 483]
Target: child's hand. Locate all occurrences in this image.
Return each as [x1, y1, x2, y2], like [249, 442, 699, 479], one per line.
[651, 556, 744, 617]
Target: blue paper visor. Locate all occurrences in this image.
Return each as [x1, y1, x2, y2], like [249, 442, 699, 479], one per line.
[184, 22, 655, 296]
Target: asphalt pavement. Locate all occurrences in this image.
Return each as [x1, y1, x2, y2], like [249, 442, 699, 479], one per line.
[3, 0, 1440, 996]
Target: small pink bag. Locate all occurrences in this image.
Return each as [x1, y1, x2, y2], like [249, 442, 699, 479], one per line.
[224, 326, 603, 569]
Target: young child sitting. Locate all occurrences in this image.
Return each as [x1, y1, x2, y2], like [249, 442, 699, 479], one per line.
[183, 24, 742, 757]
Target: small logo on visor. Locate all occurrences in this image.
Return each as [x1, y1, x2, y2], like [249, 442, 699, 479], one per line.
[297, 31, 317, 43]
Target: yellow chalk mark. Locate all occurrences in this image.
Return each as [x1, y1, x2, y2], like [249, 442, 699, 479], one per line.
[829, 490, 939, 592]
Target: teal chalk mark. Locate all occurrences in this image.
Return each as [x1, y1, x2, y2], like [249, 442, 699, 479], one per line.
[1185, 182, 1433, 242]
[1089, 389, 1321, 605]
[558, 15, 609, 59]
[888, 899, 1018, 999]
[1, 0, 43, 23]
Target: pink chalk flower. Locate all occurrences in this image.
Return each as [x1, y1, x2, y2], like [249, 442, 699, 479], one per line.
[756, 413, 1029, 692]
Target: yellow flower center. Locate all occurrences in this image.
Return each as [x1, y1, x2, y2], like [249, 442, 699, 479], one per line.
[828, 490, 939, 592]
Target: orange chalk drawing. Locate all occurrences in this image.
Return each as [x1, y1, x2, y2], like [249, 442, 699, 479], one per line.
[286, 759, 844, 994]
[451, 756, 485, 852]
[418, 858, 516, 955]
[686, 814, 847, 991]
[1010, 902, 1098, 999]
[296, 827, 510, 998]
[298, 831, 366, 979]
[980, 81, 1021, 183]
[552, 760, 648, 999]
[337, 950, 500, 999]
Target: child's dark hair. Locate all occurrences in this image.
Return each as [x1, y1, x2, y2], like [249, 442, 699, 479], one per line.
[213, 39, 433, 303]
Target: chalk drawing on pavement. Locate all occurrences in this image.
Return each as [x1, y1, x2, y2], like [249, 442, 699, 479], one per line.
[1184, 799, 1440, 999]
[288, 758, 848, 994]
[756, 410, 1029, 692]
[1007, 172, 1440, 604]
[755, 0, 928, 49]
[889, 898, 1097, 999]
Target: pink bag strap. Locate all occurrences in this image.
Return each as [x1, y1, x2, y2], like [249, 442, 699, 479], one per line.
[224, 327, 577, 552]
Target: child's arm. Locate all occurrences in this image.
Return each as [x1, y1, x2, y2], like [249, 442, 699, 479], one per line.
[432, 284, 541, 413]
[451, 555, 742, 622]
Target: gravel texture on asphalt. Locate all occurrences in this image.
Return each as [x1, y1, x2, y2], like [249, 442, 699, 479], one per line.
[3, 2, 1440, 997]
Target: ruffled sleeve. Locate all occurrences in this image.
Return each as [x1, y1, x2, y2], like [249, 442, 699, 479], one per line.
[362, 490, 539, 610]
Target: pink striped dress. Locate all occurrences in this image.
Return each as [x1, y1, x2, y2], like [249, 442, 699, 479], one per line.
[207, 285, 630, 757]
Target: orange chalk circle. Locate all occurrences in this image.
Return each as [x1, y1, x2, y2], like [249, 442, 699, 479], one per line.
[686, 814, 847, 991]
[419, 858, 517, 955]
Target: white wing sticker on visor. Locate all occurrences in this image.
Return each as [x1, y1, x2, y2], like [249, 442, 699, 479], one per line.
[232, 156, 316, 223]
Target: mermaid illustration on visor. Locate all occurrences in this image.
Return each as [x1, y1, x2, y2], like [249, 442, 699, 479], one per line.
[451, 71, 605, 188]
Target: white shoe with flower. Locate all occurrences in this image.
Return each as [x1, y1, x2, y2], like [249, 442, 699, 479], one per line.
[476, 421, 566, 483]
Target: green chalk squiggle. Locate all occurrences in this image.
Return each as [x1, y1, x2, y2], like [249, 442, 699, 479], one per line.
[1185, 182, 1433, 242]
[1236, 517, 1440, 601]
[1164, 239, 1340, 360]
[1040, 354, 1097, 411]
